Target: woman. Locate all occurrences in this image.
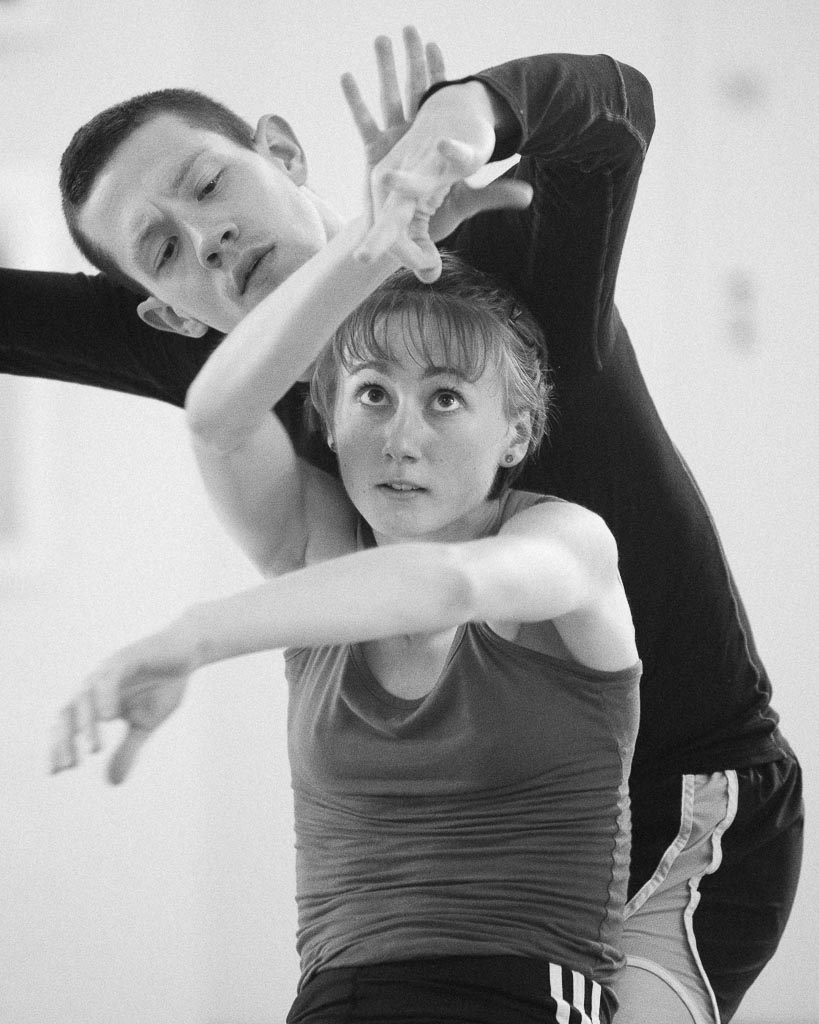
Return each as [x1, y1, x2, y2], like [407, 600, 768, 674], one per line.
[51, 188, 640, 1022]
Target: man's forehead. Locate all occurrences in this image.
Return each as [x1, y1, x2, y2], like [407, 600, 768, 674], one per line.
[119, 114, 239, 188]
[81, 116, 241, 260]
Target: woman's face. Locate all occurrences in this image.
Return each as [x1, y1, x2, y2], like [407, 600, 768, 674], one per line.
[331, 315, 525, 545]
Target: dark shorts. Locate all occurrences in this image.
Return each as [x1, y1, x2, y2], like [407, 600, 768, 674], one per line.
[624, 755, 803, 1022]
[287, 956, 615, 1024]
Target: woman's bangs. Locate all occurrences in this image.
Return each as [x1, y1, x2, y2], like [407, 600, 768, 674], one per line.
[338, 294, 495, 382]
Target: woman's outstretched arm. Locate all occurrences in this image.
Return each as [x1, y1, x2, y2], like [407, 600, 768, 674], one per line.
[50, 499, 635, 784]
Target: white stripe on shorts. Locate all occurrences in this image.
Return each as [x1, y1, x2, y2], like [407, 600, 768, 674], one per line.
[548, 961, 603, 1024]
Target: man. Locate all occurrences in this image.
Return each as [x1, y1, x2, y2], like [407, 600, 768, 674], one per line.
[1, 28, 803, 1024]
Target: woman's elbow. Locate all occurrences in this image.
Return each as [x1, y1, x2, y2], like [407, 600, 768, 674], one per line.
[185, 380, 246, 452]
[430, 545, 483, 623]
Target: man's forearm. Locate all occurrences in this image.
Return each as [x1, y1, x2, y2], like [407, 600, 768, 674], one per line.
[468, 53, 655, 164]
[0, 267, 217, 404]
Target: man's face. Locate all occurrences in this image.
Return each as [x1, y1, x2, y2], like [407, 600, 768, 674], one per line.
[78, 113, 330, 333]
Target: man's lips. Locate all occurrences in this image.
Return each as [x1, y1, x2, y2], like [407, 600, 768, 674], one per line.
[238, 246, 275, 296]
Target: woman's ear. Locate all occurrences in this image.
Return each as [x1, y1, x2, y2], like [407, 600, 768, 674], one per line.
[253, 114, 308, 185]
[137, 297, 210, 338]
[501, 412, 533, 467]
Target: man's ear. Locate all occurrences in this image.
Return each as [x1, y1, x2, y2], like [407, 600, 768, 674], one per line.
[253, 114, 308, 185]
[137, 296, 210, 338]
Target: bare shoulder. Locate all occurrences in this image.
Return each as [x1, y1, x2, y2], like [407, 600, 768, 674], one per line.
[499, 497, 617, 566]
[300, 462, 359, 568]
[490, 497, 636, 672]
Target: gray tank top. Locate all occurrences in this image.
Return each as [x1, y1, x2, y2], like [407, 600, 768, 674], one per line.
[284, 491, 641, 988]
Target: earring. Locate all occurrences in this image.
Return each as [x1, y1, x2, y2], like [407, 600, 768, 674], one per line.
[504, 453, 515, 465]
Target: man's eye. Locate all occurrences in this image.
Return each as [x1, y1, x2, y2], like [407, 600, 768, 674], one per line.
[198, 173, 221, 199]
[157, 239, 177, 268]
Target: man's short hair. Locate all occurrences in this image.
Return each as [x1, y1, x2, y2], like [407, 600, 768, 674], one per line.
[59, 88, 255, 292]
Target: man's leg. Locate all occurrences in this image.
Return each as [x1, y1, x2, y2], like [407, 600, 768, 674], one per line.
[616, 758, 804, 1023]
[695, 756, 803, 1021]
[614, 773, 737, 1024]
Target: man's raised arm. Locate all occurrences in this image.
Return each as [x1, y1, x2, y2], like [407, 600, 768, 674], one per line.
[355, 51, 655, 371]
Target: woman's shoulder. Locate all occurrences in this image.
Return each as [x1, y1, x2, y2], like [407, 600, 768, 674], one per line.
[499, 490, 609, 539]
[499, 488, 565, 521]
[497, 491, 620, 588]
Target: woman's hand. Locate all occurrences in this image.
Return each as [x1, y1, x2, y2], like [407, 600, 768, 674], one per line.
[50, 622, 197, 785]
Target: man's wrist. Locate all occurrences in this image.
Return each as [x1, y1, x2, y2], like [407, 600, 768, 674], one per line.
[417, 80, 497, 155]
[421, 77, 519, 144]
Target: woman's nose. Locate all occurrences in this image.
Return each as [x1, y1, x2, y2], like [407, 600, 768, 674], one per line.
[382, 406, 424, 461]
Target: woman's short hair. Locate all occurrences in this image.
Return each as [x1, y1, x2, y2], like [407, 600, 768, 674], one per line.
[310, 252, 553, 496]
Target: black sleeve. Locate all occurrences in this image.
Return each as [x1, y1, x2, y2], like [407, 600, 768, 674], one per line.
[429, 53, 655, 374]
[0, 267, 220, 407]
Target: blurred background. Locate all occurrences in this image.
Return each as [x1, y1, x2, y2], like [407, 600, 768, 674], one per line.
[1, 1, 816, 1021]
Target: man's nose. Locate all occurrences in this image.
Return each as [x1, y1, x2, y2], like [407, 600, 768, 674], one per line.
[193, 221, 238, 269]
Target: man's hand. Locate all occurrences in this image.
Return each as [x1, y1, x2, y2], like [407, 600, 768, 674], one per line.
[50, 625, 194, 785]
[341, 26, 447, 278]
[342, 26, 531, 281]
[341, 27, 446, 172]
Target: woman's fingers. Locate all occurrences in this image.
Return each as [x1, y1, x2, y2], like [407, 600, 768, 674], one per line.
[354, 192, 415, 263]
[49, 704, 77, 773]
[75, 687, 102, 754]
[107, 727, 150, 786]
[50, 685, 105, 773]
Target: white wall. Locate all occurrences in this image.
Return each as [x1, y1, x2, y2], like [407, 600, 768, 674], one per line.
[1, 1, 816, 1022]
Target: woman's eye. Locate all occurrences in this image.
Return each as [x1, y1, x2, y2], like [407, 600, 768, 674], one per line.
[433, 389, 463, 411]
[358, 384, 388, 406]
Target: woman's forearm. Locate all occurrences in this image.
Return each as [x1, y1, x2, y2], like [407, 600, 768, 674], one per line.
[182, 543, 474, 670]
[184, 217, 399, 448]
[180, 515, 607, 672]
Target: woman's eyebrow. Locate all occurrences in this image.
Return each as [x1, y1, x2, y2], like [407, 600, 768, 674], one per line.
[346, 359, 471, 381]
[422, 365, 469, 379]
